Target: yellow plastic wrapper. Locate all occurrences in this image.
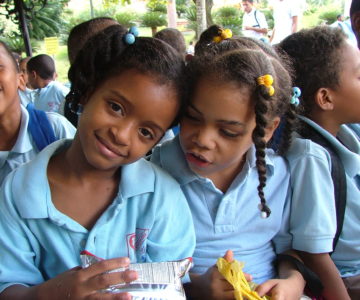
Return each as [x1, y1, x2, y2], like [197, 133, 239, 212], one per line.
[216, 257, 271, 300]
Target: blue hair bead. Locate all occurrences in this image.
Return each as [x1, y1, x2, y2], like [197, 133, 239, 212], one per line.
[129, 26, 139, 37]
[293, 86, 301, 97]
[124, 33, 136, 45]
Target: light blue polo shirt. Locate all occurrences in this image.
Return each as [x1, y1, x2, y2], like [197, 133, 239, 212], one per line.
[34, 81, 69, 113]
[18, 88, 35, 107]
[287, 116, 360, 278]
[151, 136, 292, 284]
[0, 105, 76, 186]
[0, 139, 196, 293]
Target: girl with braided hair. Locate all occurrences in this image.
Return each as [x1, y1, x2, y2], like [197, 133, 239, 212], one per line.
[0, 24, 196, 299]
[151, 43, 304, 298]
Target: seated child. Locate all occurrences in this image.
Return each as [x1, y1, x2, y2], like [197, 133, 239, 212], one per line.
[151, 30, 306, 299]
[27, 54, 69, 113]
[0, 41, 75, 186]
[278, 25, 360, 300]
[0, 25, 195, 299]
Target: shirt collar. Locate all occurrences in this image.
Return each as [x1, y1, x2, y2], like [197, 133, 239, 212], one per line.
[11, 104, 33, 154]
[12, 139, 157, 219]
[299, 116, 360, 177]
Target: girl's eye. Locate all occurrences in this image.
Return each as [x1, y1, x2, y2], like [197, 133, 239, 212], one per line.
[109, 102, 123, 114]
[139, 128, 154, 140]
[220, 129, 240, 138]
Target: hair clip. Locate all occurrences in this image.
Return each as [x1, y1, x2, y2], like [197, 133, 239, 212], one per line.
[124, 26, 139, 45]
[258, 203, 271, 218]
[213, 28, 233, 43]
[257, 74, 275, 96]
[290, 87, 301, 106]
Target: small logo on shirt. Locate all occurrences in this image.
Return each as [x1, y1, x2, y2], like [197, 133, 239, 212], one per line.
[126, 228, 149, 261]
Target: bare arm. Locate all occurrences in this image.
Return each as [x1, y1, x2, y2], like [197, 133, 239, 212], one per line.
[297, 251, 350, 300]
[291, 16, 298, 33]
[244, 26, 268, 34]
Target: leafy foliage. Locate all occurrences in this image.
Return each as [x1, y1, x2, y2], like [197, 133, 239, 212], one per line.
[115, 11, 139, 27]
[214, 6, 241, 35]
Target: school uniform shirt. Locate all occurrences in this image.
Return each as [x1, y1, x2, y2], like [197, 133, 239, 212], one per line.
[242, 8, 268, 39]
[33, 81, 69, 113]
[287, 116, 360, 278]
[18, 88, 35, 107]
[151, 136, 292, 284]
[0, 104, 76, 186]
[0, 139, 196, 293]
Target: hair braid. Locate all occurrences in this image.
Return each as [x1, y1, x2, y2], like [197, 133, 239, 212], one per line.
[252, 85, 272, 217]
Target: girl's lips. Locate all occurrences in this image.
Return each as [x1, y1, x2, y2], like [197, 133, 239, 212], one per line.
[185, 152, 211, 168]
[95, 135, 126, 159]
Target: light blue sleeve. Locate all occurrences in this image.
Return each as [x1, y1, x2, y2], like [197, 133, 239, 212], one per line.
[272, 184, 292, 255]
[287, 139, 337, 253]
[145, 170, 195, 263]
[0, 173, 44, 293]
[46, 112, 76, 139]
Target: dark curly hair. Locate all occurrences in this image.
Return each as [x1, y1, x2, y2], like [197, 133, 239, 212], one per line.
[66, 24, 185, 129]
[277, 26, 347, 116]
[185, 49, 293, 217]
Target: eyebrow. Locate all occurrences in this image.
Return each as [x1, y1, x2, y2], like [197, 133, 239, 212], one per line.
[188, 103, 246, 127]
[108, 90, 166, 135]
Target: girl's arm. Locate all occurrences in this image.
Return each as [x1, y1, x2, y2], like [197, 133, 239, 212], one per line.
[0, 259, 137, 300]
[297, 251, 350, 300]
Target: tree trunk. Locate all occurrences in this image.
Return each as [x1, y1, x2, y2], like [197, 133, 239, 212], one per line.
[15, 0, 32, 56]
[205, 0, 213, 26]
[196, 0, 206, 38]
[167, 0, 177, 28]
[151, 27, 157, 36]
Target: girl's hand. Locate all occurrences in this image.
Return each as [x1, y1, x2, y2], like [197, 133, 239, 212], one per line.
[187, 250, 252, 300]
[39, 257, 138, 300]
[255, 272, 305, 300]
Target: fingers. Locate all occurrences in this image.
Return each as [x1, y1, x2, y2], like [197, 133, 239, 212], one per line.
[84, 257, 131, 278]
[88, 269, 138, 291]
[243, 272, 253, 282]
[87, 291, 132, 300]
[255, 279, 277, 297]
[223, 250, 234, 262]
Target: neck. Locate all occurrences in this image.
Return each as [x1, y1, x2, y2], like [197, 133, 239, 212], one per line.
[55, 135, 120, 184]
[308, 111, 341, 137]
[0, 101, 22, 151]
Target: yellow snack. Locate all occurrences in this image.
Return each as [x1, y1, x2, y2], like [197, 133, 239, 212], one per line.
[216, 257, 271, 300]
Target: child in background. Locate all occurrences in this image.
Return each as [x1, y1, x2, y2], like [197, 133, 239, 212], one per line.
[0, 41, 75, 186]
[154, 28, 187, 59]
[64, 17, 120, 126]
[27, 54, 69, 113]
[278, 26, 360, 299]
[18, 56, 34, 106]
[0, 25, 195, 299]
[151, 38, 305, 299]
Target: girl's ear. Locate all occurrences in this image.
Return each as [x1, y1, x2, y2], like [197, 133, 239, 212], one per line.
[18, 73, 27, 92]
[314, 87, 334, 111]
[264, 116, 280, 143]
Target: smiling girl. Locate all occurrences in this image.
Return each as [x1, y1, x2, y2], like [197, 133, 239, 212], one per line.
[0, 25, 195, 300]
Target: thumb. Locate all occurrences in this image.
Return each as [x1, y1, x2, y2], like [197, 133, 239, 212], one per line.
[223, 250, 234, 262]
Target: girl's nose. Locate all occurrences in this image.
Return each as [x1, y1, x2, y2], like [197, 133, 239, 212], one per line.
[110, 122, 133, 146]
[192, 127, 216, 150]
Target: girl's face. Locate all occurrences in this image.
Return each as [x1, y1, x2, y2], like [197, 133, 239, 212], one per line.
[77, 68, 179, 172]
[180, 78, 256, 186]
[0, 45, 21, 115]
[331, 41, 360, 124]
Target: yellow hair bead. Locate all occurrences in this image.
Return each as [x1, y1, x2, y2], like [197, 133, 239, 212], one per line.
[216, 257, 271, 300]
[257, 74, 275, 96]
[213, 28, 233, 43]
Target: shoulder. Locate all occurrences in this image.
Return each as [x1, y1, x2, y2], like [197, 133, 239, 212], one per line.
[45, 112, 76, 139]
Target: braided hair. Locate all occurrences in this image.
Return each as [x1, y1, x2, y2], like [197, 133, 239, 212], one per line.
[66, 24, 186, 128]
[185, 49, 293, 217]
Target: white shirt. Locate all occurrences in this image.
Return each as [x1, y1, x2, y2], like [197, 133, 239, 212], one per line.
[242, 8, 268, 39]
[271, 0, 301, 45]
